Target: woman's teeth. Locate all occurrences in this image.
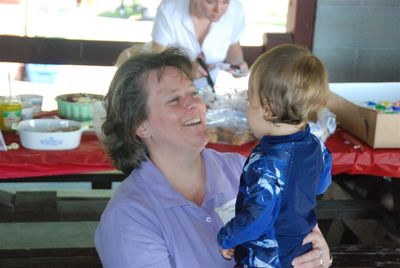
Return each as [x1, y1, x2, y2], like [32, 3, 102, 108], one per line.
[183, 117, 201, 126]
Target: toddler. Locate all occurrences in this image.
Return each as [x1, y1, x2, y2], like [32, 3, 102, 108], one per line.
[217, 44, 332, 268]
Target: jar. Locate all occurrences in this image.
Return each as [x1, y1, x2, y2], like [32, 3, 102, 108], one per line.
[0, 97, 22, 131]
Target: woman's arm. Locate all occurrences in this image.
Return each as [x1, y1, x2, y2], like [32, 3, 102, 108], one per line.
[291, 224, 332, 268]
[225, 42, 249, 75]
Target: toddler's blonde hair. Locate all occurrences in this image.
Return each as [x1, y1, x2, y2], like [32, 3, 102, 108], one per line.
[249, 44, 329, 124]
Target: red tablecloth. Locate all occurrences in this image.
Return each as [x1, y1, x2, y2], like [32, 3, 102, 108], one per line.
[1, 129, 399, 179]
[325, 128, 400, 178]
[0, 132, 115, 179]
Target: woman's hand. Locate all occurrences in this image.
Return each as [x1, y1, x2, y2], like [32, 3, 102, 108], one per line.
[193, 59, 212, 79]
[237, 61, 249, 76]
[292, 224, 332, 268]
[219, 248, 235, 260]
[225, 42, 248, 77]
[228, 61, 249, 77]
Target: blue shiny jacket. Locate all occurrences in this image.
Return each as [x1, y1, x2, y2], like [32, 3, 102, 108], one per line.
[217, 125, 332, 268]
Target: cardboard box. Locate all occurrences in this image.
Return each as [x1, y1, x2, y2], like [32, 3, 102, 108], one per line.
[328, 82, 400, 148]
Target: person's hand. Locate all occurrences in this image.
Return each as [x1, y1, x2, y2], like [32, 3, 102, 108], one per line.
[193, 58, 214, 80]
[228, 61, 249, 78]
[193, 60, 208, 79]
[291, 224, 332, 268]
[219, 248, 234, 260]
[238, 61, 249, 76]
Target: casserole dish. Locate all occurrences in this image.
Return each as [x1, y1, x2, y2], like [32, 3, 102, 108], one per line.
[13, 119, 86, 150]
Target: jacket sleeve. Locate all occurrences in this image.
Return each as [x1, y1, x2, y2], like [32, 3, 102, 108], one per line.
[217, 159, 283, 249]
[316, 144, 333, 195]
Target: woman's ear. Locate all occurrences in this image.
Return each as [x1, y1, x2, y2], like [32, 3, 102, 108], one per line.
[136, 122, 150, 138]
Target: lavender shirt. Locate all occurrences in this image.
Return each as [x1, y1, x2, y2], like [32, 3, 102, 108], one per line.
[95, 149, 245, 268]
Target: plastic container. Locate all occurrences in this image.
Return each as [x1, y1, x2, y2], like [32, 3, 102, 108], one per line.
[18, 94, 44, 114]
[21, 105, 34, 120]
[56, 93, 104, 121]
[0, 97, 22, 131]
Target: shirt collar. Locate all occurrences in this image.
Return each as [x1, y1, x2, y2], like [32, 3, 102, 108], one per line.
[138, 150, 225, 209]
[258, 124, 311, 146]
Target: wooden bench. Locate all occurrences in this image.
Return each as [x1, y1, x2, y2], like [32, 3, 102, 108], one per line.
[331, 245, 400, 267]
[1, 246, 400, 267]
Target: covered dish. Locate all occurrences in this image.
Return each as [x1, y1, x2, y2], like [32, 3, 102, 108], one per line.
[13, 119, 86, 150]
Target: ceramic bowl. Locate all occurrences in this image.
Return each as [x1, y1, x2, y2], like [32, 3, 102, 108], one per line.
[56, 93, 104, 121]
[13, 119, 86, 150]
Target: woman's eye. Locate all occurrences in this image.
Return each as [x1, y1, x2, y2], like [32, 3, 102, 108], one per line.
[169, 97, 181, 103]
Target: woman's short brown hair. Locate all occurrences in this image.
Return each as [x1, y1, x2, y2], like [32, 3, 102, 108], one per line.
[102, 46, 193, 174]
[249, 44, 329, 125]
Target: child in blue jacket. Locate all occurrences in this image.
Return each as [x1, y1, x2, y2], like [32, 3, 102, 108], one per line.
[217, 44, 332, 268]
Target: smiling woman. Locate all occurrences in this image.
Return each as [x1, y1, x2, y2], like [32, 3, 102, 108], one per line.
[94, 46, 331, 268]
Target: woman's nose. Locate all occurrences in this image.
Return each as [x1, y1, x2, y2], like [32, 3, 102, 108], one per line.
[183, 95, 197, 110]
[214, 3, 223, 13]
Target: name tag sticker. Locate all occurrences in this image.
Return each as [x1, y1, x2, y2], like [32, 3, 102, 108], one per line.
[214, 198, 236, 224]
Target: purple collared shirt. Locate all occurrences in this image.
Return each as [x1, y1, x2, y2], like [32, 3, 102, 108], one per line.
[95, 149, 245, 268]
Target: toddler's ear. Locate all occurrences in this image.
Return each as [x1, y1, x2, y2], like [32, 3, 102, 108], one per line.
[262, 97, 273, 120]
[263, 109, 274, 121]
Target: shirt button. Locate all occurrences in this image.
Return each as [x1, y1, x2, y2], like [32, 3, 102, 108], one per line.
[205, 216, 211, 223]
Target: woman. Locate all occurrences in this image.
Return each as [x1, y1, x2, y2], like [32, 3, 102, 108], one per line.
[151, 0, 249, 88]
[95, 47, 331, 267]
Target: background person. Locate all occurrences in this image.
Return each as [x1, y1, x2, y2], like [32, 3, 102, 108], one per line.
[151, 0, 249, 89]
[218, 44, 333, 268]
[95, 47, 331, 268]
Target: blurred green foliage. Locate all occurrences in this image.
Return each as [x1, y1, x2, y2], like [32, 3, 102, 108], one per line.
[98, 0, 143, 19]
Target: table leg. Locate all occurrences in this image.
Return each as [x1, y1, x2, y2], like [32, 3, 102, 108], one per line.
[391, 178, 400, 230]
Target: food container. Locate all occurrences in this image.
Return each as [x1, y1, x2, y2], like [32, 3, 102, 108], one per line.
[21, 105, 34, 120]
[17, 94, 43, 114]
[206, 109, 256, 145]
[13, 119, 87, 150]
[56, 93, 104, 121]
[0, 96, 22, 131]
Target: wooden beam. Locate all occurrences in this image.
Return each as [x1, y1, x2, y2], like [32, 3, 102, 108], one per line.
[293, 0, 317, 50]
[0, 36, 135, 65]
